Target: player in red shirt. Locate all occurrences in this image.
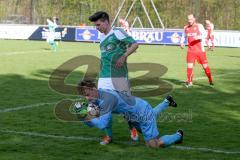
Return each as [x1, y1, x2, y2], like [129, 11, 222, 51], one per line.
[180, 14, 213, 87]
[205, 20, 215, 51]
[119, 18, 130, 33]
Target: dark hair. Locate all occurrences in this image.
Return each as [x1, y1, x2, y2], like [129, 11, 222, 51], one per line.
[77, 80, 96, 95]
[89, 11, 109, 22]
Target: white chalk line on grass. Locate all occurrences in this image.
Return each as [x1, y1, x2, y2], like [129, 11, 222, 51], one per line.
[0, 129, 240, 155]
[1, 71, 240, 114]
[0, 50, 50, 56]
[0, 98, 82, 113]
[0, 102, 56, 113]
[0, 50, 97, 56]
[195, 71, 240, 80]
[177, 71, 240, 83]
[0, 73, 239, 154]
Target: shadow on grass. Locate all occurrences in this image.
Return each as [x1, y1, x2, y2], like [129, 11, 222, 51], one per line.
[0, 68, 239, 152]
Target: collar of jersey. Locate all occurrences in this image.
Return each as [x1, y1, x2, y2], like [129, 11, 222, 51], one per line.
[100, 28, 114, 43]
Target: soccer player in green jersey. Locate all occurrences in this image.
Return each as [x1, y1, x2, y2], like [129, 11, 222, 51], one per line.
[89, 11, 138, 93]
[87, 11, 139, 145]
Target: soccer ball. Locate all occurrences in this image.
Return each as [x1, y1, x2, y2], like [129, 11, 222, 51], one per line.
[87, 103, 100, 117]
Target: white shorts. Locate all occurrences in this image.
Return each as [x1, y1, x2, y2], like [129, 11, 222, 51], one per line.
[47, 32, 55, 42]
[98, 77, 131, 95]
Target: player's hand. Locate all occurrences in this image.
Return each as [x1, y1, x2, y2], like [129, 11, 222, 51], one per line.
[116, 55, 126, 68]
[180, 43, 184, 49]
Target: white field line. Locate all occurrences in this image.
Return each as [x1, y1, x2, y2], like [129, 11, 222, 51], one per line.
[0, 71, 239, 113]
[195, 71, 240, 80]
[0, 50, 49, 56]
[177, 71, 240, 83]
[0, 102, 56, 113]
[0, 73, 239, 154]
[0, 49, 97, 56]
[0, 129, 240, 155]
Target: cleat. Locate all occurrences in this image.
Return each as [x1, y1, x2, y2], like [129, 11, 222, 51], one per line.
[209, 82, 214, 87]
[210, 46, 215, 51]
[130, 127, 139, 141]
[175, 129, 184, 144]
[185, 83, 193, 88]
[100, 136, 112, 145]
[166, 95, 177, 107]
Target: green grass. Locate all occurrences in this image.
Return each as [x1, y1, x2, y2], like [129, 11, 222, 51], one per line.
[0, 40, 240, 160]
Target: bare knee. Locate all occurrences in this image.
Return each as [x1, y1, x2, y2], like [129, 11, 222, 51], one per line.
[187, 63, 194, 68]
[202, 63, 208, 68]
[145, 139, 164, 148]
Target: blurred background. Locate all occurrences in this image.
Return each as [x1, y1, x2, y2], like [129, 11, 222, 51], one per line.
[0, 0, 239, 29]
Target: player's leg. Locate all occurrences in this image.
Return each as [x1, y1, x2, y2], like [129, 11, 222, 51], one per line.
[141, 118, 183, 148]
[202, 63, 213, 85]
[51, 40, 57, 52]
[158, 130, 183, 147]
[153, 95, 177, 118]
[206, 38, 210, 50]
[98, 78, 139, 141]
[49, 41, 57, 51]
[48, 33, 57, 51]
[210, 35, 215, 50]
[199, 53, 213, 85]
[186, 63, 194, 87]
[127, 121, 140, 141]
[146, 130, 183, 148]
[84, 113, 113, 145]
[186, 52, 195, 87]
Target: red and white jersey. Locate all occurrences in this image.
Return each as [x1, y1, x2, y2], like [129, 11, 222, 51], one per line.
[181, 23, 207, 53]
[206, 23, 214, 37]
[119, 19, 130, 33]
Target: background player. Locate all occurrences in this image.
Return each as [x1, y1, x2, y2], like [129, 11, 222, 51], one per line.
[119, 18, 130, 33]
[43, 17, 58, 51]
[205, 20, 215, 51]
[180, 14, 214, 87]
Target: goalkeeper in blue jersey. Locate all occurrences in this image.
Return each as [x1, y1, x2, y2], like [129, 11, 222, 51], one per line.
[77, 80, 183, 148]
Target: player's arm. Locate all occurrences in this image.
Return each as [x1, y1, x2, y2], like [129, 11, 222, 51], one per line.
[43, 28, 49, 31]
[85, 112, 112, 129]
[114, 29, 139, 68]
[195, 24, 207, 40]
[124, 42, 138, 57]
[180, 27, 186, 49]
[46, 18, 53, 25]
[209, 24, 214, 36]
[116, 42, 138, 68]
[98, 90, 118, 115]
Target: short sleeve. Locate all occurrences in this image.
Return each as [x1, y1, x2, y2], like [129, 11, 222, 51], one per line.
[114, 28, 136, 44]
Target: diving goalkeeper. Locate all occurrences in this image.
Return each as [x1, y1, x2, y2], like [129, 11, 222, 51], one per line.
[77, 80, 183, 148]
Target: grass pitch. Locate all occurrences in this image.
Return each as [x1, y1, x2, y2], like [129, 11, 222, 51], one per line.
[0, 40, 240, 160]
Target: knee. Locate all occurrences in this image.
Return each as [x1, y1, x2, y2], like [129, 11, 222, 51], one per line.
[145, 139, 164, 148]
[187, 63, 194, 68]
[202, 63, 208, 68]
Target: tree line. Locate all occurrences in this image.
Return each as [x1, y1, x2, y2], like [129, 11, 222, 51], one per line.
[0, 0, 239, 30]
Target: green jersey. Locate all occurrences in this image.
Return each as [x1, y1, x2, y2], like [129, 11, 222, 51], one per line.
[99, 28, 136, 78]
[47, 19, 58, 32]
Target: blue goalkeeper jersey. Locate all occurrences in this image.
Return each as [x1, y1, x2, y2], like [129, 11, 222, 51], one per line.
[94, 89, 155, 123]
[91, 89, 160, 141]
